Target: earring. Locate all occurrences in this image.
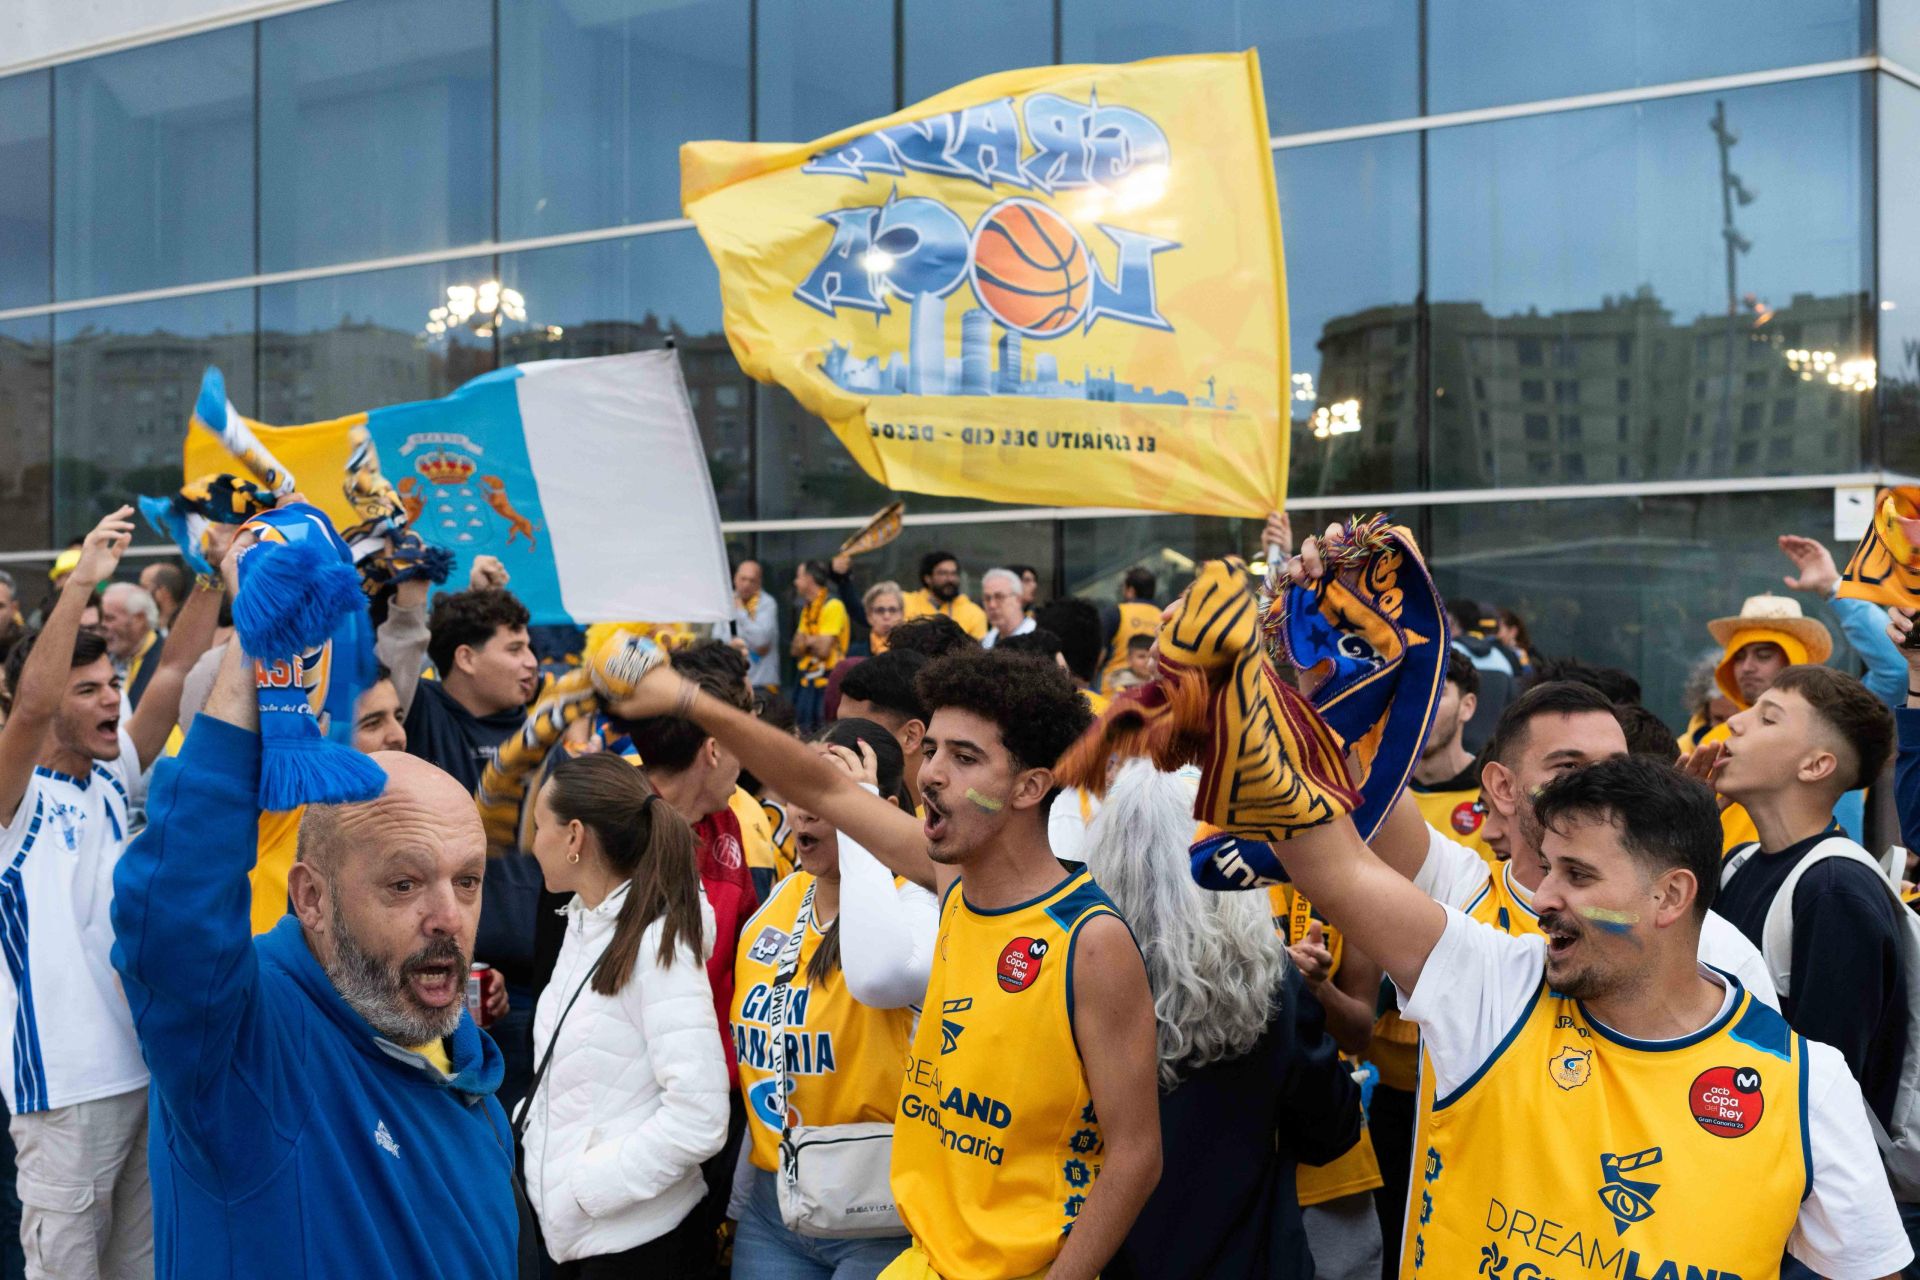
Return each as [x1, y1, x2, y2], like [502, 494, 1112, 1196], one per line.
[567, 851, 581, 864]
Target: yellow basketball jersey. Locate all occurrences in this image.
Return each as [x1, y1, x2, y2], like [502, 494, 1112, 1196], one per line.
[891, 868, 1122, 1280]
[1100, 600, 1163, 693]
[1465, 860, 1541, 937]
[731, 873, 917, 1173]
[1403, 980, 1807, 1279]
[1269, 885, 1383, 1205]
[1410, 784, 1496, 865]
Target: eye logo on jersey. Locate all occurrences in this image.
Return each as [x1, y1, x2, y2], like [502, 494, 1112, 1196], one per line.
[941, 997, 972, 1054]
[1689, 1064, 1764, 1137]
[746, 925, 789, 966]
[1451, 798, 1486, 836]
[997, 937, 1048, 993]
[746, 1078, 801, 1131]
[1596, 1146, 1662, 1235]
[1547, 1046, 1593, 1091]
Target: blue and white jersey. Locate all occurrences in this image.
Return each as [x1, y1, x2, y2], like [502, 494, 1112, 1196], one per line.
[0, 726, 150, 1114]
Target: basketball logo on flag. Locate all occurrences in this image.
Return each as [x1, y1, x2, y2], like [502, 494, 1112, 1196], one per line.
[972, 199, 1090, 336]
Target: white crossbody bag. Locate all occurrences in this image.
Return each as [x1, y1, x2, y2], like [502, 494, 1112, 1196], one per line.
[768, 880, 905, 1239]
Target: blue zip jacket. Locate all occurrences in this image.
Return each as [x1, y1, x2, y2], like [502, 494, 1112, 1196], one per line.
[110, 716, 517, 1279]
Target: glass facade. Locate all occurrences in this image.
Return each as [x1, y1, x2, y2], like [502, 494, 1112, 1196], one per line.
[1, 0, 1908, 728]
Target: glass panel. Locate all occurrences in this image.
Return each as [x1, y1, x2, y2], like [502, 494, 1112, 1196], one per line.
[1060, 514, 1252, 600]
[0, 318, 54, 553]
[53, 290, 255, 544]
[497, 233, 752, 520]
[0, 72, 51, 310]
[500, 0, 749, 238]
[1059, 0, 1418, 137]
[260, 0, 492, 271]
[1885, 0, 1920, 67]
[755, 0, 893, 142]
[1430, 0, 1862, 114]
[258, 258, 495, 424]
[1428, 488, 1872, 732]
[53, 30, 254, 298]
[1275, 135, 1421, 496]
[1880, 78, 1920, 472]
[1428, 77, 1870, 488]
[902, 0, 1052, 104]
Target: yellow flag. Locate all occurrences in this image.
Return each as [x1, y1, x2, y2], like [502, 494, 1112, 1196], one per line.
[1837, 486, 1920, 609]
[682, 52, 1288, 518]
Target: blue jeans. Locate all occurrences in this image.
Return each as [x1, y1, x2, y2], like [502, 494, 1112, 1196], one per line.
[731, 1166, 907, 1280]
[794, 684, 827, 734]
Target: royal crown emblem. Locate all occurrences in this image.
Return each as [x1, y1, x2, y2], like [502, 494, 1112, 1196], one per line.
[416, 450, 477, 485]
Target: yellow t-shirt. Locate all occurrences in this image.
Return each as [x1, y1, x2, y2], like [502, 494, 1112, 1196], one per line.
[797, 595, 851, 688]
[251, 808, 304, 936]
[1410, 784, 1496, 866]
[1269, 885, 1383, 1205]
[406, 1038, 452, 1076]
[729, 873, 916, 1172]
[1099, 601, 1162, 695]
[1406, 977, 1806, 1279]
[892, 869, 1121, 1280]
[730, 788, 786, 881]
[901, 590, 988, 641]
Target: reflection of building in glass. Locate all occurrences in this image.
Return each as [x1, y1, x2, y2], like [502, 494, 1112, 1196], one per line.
[0, 330, 52, 548]
[1303, 287, 1869, 491]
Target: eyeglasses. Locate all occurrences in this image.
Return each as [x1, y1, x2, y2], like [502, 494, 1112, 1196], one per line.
[868, 602, 903, 617]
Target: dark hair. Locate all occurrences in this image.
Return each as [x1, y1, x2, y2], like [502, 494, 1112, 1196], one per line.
[373, 662, 394, 684]
[918, 550, 958, 583]
[5, 628, 110, 706]
[885, 614, 974, 658]
[837, 649, 929, 726]
[1445, 649, 1480, 697]
[543, 754, 705, 995]
[426, 588, 530, 677]
[915, 649, 1092, 772]
[615, 639, 752, 774]
[1531, 657, 1641, 706]
[752, 686, 796, 734]
[1496, 607, 1533, 653]
[789, 717, 908, 984]
[1769, 666, 1896, 791]
[1032, 598, 1103, 685]
[800, 559, 832, 590]
[1008, 563, 1040, 586]
[1614, 703, 1680, 761]
[1531, 755, 1723, 921]
[1483, 680, 1620, 769]
[145, 562, 190, 604]
[1446, 596, 1484, 634]
[1123, 567, 1156, 600]
[996, 628, 1063, 663]
[1125, 633, 1155, 653]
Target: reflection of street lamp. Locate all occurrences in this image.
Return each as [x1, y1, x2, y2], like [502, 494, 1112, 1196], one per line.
[1787, 349, 1876, 392]
[1292, 372, 1316, 403]
[424, 280, 529, 342]
[1311, 398, 1361, 439]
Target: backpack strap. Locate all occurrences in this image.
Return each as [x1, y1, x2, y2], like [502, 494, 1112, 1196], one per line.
[1720, 841, 1762, 887]
[1757, 836, 1899, 1001]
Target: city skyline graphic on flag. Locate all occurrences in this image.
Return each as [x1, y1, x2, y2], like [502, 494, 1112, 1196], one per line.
[816, 293, 1239, 410]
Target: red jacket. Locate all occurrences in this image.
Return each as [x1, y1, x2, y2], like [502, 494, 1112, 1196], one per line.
[693, 806, 758, 1087]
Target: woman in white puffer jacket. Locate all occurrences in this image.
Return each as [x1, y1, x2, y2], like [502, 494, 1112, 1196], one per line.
[521, 753, 731, 1277]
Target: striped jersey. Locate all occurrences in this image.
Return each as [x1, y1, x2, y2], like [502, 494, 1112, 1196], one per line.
[0, 727, 150, 1113]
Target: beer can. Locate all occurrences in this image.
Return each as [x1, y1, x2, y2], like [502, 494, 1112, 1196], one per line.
[467, 962, 492, 1027]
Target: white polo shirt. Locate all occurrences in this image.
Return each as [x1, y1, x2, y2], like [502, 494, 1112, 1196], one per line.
[0, 727, 151, 1114]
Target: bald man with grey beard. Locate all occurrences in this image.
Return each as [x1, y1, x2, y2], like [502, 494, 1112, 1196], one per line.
[110, 634, 521, 1280]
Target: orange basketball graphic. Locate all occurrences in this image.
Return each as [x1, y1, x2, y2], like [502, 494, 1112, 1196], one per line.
[971, 198, 1090, 336]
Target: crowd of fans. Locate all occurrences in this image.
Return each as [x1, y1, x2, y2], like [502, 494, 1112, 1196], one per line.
[0, 505, 1917, 1280]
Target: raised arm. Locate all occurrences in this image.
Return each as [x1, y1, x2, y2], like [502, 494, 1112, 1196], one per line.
[110, 607, 293, 1192]
[0, 509, 132, 825]
[610, 663, 935, 889]
[1047, 915, 1161, 1280]
[125, 530, 230, 770]
[376, 577, 431, 718]
[1268, 816, 1449, 998]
